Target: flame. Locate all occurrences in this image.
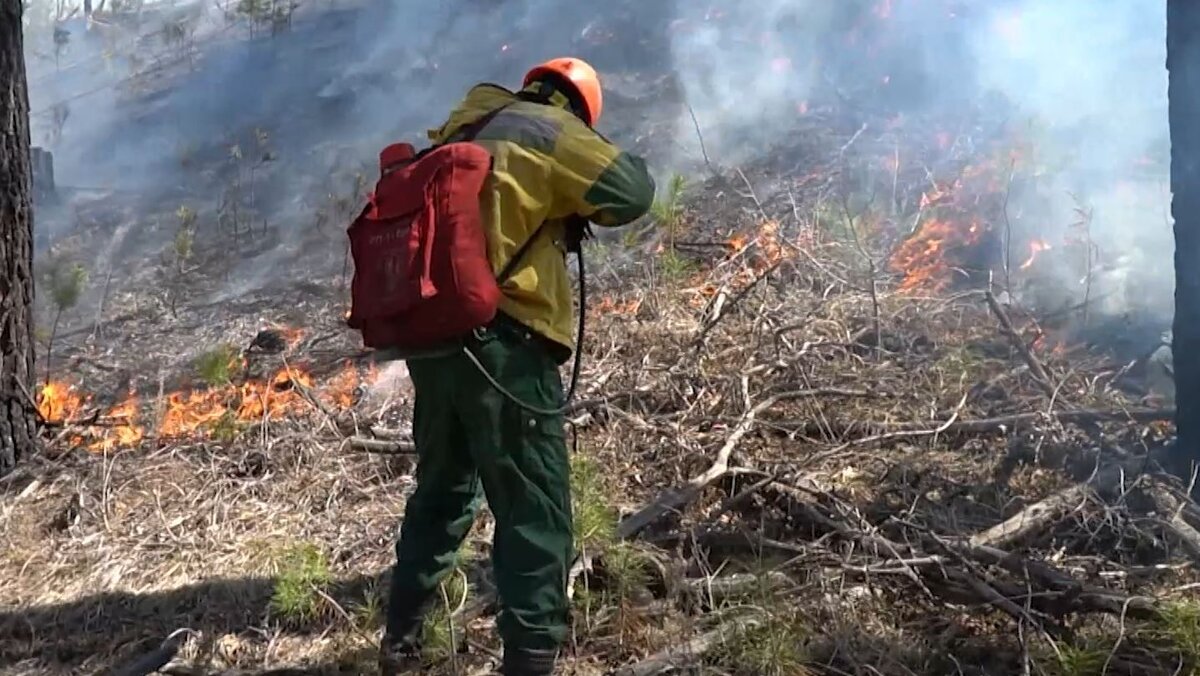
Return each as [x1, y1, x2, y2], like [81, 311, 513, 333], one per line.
[38, 381, 85, 422]
[756, 219, 789, 269]
[45, 364, 368, 452]
[919, 180, 956, 209]
[892, 218, 986, 293]
[87, 393, 143, 452]
[728, 234, 749, 252]
[1019, 239, 1052, 270]
[321, 362, 361, 409]
[594, 296, 642, 316]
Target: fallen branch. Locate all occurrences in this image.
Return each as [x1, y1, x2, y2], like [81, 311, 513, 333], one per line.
[984, 290, 1057, 399]
[970, 484, 1091, 549]
[613, 617, 762, 676]
[1142, 478, 1200, 563]
[769, 407, 1173, 438]
[617, 387, 844, 539]
[342, 436, 416, 454]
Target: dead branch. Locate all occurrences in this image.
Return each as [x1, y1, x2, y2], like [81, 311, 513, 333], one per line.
[1142, 478, 1200, 563]
[612, 617, 762, 676]
[618, 387, 862, 539]
[684, 101, 717, 177]
[984, 290, 1057, 399]
[341, 436, 416, 454]
[971, 484, 1091, 549]
[769, 407, 1173, 438]
[693, 260, 782, 347]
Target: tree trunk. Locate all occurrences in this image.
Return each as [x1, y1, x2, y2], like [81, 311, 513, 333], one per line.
[0, 0, 39, 477]
[1169, 1, 1200, 484]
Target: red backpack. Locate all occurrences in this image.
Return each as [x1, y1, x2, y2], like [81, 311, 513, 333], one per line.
[346, 106, 534, 350]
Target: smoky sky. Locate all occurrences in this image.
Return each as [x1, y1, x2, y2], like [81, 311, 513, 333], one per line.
[23, 0, 1170, 326]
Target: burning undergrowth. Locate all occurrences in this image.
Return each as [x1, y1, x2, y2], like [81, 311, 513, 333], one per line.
[2, 0, 1187, 674]
[5, 146, 1195, 675]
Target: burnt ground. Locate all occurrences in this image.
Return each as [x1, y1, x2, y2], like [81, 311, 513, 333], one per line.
[2, 2, 1196, 676]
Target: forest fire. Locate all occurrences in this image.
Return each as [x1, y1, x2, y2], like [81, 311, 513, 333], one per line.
[36, 361, 370, 452]
[892, 217, 986, 293]
[36, 381, 84, 423]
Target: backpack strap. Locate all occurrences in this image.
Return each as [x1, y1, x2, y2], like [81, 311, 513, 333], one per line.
[496, 221, 547, 285]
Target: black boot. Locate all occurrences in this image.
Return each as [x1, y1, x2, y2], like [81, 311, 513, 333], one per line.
[501, 647, 558, 676]
[378, 582, 435, 676]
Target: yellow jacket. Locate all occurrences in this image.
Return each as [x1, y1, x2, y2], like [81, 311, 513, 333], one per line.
[427, 84, 655, 357]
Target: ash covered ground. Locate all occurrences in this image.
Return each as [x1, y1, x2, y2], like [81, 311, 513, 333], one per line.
[2, 1, 1195, 675]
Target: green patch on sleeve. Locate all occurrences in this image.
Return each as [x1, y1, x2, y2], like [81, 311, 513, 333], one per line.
[582, 152, 656, 226]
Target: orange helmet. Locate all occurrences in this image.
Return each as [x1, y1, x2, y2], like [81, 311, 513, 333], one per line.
[523, 57, 603, 126]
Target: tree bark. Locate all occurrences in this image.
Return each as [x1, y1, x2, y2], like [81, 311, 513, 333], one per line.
[0, 1, 39, 477]
[1169, 1, 1200, 484]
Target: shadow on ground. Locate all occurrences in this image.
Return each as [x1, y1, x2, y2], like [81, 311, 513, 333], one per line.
[0, 569, 388, 674]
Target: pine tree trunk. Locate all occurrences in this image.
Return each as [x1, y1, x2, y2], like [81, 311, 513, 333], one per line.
[1169, 0, 1200, 481]
[0, 0, 40, 477]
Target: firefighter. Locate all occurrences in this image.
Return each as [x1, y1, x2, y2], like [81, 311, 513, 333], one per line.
[380, 58, 655, 675]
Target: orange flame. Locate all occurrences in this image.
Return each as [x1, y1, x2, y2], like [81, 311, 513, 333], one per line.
[892, 218, 986, 293]
[320, 362, 362, 410]
[37, 381, 84, 422]
[594, 296, 642, 316]
[43, 364, 369, 452]
[87, 393, 144, 452]
[1019, 239, 1052, 270]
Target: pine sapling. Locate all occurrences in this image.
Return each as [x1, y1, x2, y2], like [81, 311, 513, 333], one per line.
[45, 262, 87, 385]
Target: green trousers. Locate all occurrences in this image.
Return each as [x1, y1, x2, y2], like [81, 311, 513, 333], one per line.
[390, 319, 573, 651]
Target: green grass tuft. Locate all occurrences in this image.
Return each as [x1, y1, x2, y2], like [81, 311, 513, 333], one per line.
[194, 343, 240, 387]
[420, 569, 469, 663]
[710, 612, 811, 676]
[571, 456, 618, 552]
[206, 409, 245, 442]
[269, 542, 332, 624]
[350, 583, 384, 635]
[659, 248, 693, 281]
[1150, 599, 1200, 667]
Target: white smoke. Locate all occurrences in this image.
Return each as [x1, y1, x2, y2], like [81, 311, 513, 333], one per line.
[23, 0, 1174, 335]
[664, 0, 1171, 327]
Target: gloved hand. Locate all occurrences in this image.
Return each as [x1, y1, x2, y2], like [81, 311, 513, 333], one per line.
[563, 215, 594, 254]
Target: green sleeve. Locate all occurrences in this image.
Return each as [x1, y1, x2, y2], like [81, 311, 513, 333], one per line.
[581, 152, 656, 226]
[549, 116, 655, 227]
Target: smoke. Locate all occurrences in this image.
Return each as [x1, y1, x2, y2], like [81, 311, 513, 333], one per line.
[970, 1, 1170, 323]
[23, 0, 1172, 340]
[664, 0, 1170, 333]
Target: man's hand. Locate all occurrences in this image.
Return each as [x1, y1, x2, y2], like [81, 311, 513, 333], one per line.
[563, 215, 593, 254]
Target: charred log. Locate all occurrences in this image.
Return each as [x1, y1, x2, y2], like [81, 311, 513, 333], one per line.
[1168, 0, 1200, 484]
[0, 0, 40, 477]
